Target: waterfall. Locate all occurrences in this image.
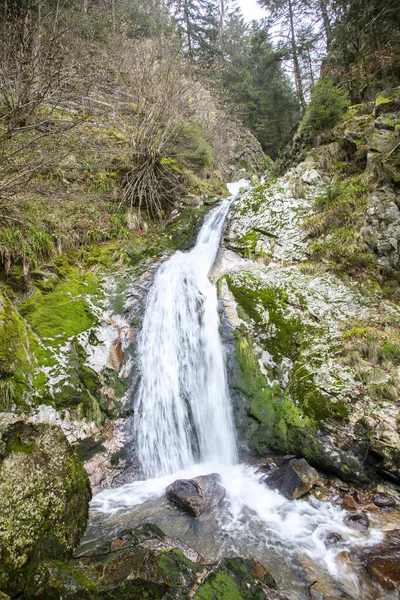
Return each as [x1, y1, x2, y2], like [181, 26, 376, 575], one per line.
[133, 190, 244, 478]
[92, 181, 383, 600]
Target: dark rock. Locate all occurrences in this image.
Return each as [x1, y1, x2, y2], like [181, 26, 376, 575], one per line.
[373, 493, 397, 508]
[344, 511, 370, 532]
[166, 473, 226, 516]
[359, 529, 400, 592]
[0, 421, 91, 597]
[264, 458, 319, 499]
[325, 532, 343, 548]
[30, 524, 290, 599]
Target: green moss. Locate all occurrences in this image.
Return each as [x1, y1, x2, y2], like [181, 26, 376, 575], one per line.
[226, 276, 304, 360]
[0, 294, 39, 410]
[7, 434, 36, 454]
[232, 329, 322, 457]
[194, 571, 242, 600]
[48, 561, 98, 595]
[19, 273, 100, 345]
[158, 548, 202, 590]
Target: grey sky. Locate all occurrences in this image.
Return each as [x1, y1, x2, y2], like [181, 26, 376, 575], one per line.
[238, 0, 267, 21]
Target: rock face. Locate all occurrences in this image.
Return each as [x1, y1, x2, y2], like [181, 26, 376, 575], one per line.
[0, 420, 91, 596]
[264, 458, 319, 499]
[166, 473, 226, 516]
[220, 127, 400, 484]
[29, 524, 290, 600]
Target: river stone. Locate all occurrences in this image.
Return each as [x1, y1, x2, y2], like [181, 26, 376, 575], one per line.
[373, 493, 397, 508]
[264, 458, 319, 499]
[358, 529, 400, 592]
[166, 473, 226, 516]
[344, 511, 370, 532]
[0, 420, 91, 597]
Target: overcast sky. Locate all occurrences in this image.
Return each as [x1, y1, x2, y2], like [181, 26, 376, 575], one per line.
[237, 0, 267, 22]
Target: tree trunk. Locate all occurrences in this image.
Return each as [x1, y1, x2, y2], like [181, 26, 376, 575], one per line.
[288, 0, 305, 109]
[219, 0, 225, 53]
[318, 0, 331, 49]
[183, 0, 193, 59]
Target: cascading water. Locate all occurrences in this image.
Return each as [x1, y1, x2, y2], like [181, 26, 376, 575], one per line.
[90, 181, 385, 600]
[133, 195, 239, 478]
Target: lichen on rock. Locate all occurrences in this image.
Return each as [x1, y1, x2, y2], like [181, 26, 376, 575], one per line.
[0, 420, 91, 597]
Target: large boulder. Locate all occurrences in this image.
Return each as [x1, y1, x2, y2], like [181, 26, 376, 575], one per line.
[29, 524, 290, 599]
[264, 458, 319, 499]
[166, 473, 226, 516]
[0, 420, 91, 596]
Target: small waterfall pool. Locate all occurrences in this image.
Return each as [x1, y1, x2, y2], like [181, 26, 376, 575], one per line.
[84, 182, 389, 600]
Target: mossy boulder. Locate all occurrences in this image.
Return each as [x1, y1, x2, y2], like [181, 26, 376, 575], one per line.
[0, 420, 91, 596]
[374, 88, 400, 116]
[29, 524, 289, 599]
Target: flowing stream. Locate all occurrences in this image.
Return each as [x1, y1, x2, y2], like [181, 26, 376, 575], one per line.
[89, 182, 386, 600]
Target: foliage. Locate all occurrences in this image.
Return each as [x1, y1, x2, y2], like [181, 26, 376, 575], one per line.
[221, 25, 300, 158]
[303, 175, 378, 276]
[166, 122, 213, 171]
[0, 225, 54, 274]
[324, 0, 400, 102]
[300, 78, 349, 137]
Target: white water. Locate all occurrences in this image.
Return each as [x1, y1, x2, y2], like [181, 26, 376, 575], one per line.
[133, 185, 246, 478]
[91, 180, 384, 599]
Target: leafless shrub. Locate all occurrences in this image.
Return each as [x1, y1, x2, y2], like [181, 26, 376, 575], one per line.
[0, 1, 86, 209]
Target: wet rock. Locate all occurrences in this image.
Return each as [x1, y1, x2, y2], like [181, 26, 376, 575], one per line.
[30, 524, 289, 599]
[344, 511, 370, 532]
[373, 493, 397, 508]
[341, 494, 357, 511]
[264, 458, 319, 499]
[252, 455, 295, 475]
[0, 421, 91, 597]
[166, 473, 226, 516]
[325, 532, 343, 548]
[359, 529, 400, 592]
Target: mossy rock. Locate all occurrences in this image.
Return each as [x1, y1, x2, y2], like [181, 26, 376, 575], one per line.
[29, 524, 287, 599]
[19, 277, 99, 346]
[0, 421, 91, 597]
[231, 328, 322, 461]
[375, 88, 400, 116]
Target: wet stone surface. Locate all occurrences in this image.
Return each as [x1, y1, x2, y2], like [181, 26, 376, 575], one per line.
[263, 458, 320, 500]
[166, 473, 226, 517]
